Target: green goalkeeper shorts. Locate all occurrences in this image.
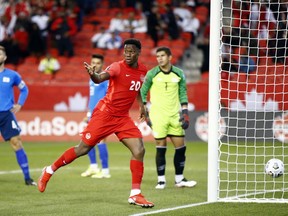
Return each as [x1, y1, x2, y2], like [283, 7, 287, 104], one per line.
[150, 111, 185, 139]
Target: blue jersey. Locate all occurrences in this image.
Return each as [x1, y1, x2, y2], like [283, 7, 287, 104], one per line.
[88, 79, 108, 115]
[0, 68, 29, 111]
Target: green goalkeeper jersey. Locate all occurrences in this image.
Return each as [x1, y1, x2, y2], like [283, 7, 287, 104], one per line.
[141, 65, 188, 116]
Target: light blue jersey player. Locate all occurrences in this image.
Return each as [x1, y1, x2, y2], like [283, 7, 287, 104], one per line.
[0, 45, 36, 186]
[81, 54, 111, 178]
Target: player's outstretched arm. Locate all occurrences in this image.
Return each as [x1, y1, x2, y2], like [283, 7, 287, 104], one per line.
[84, 62, 110, 83]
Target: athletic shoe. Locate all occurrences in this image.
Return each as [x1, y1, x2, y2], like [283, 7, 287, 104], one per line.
[25, 178, 37, 186]
[38, 167, 52, 193]
[155, 181, 166, 189]
[91, 172, 111, 179]
[175, 178, 197, 188]
[81, 166, 100, 177]
[128, 193, 154, 208]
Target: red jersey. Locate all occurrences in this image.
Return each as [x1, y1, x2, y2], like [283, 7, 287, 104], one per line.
[96, 60, 147, 117]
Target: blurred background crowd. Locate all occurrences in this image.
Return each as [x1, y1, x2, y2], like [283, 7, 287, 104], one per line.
[0, 0, 210, 83]
[0, 0, 287, 84]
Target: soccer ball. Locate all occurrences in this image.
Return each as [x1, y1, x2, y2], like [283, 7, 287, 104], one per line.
[265, 158, 284, 178]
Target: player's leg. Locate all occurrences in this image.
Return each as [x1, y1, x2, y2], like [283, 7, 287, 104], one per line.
[170, 136, 197, 188]
[121, 137, 154, 208]
[168, 114, 197, 188]
[91, 138, 111, 178]
[1, 111, 36, 186]
[10, 135, 36, 186]
[81, 147, 100, 177]
[149, 110, 169, 189]
[117, 116, 153, 208]
[38, 140, 92, 192]
[155, 139, 167, 189]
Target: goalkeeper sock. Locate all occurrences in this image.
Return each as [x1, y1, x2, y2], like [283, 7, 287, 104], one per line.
[174, 146, 186, 175]
[52, 147, 77, 172]
[87, 147, 97, 164]
[98, 143, 109, 169]
[156, 147, 167, 176]
[15, 148, 30, 180]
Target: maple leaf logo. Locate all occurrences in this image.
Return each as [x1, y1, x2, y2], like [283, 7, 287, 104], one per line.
[230, 89, 279, 111]
[54, 92, 88, 111]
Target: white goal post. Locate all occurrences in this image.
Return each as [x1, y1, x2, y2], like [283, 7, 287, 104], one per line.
[208, 0, 288, 203]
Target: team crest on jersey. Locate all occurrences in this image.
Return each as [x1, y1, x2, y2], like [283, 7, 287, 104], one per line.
[3, 77, 10, 83]
[85, 133, 91, 139]
[140, 75, 145, 82]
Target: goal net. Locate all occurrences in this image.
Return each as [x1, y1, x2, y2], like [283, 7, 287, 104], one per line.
[208, 0, 288, 203]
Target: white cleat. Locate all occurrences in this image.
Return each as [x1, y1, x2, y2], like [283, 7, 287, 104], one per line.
[91, 172, 111, 179]
[175, 178, 197, 188]
[155, 181, 166, 189]
[81, 167, 100, 177]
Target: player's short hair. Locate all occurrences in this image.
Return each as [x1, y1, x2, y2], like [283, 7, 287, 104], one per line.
[92, 54, 104, 61]
[156, 47, 172, 56]
[124, 38, 141, 50]
[0, 45, 6, 54]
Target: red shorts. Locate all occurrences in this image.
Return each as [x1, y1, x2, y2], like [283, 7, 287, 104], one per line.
[81, 108, 142, 146]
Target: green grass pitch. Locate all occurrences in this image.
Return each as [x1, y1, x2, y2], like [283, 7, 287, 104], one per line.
[0, 141, 287, 216]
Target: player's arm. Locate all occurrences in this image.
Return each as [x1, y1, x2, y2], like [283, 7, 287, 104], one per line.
[84, 62, 110, 83]
[140, 71, 153, 104]
[137, 92, 147, 122]
[178, 71, 190, 129]
[11, 79, 28, 113]
[178, 71, 188, 105]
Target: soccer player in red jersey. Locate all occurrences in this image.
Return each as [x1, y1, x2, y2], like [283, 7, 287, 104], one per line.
[37, 39, 154, 208]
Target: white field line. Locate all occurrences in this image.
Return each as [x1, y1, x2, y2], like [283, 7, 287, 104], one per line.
[0, 166, 155, 175]
[129, 201, 211, 216]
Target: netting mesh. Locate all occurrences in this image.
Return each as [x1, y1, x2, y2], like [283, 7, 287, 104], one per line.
[218, 0, 288, 202]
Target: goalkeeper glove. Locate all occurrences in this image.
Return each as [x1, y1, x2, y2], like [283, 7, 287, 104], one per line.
[180, 109, 189, 129]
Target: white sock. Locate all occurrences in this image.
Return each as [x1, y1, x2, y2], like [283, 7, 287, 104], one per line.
[175, 175, 184, 183]
[46, 166, 54, 174]
[90, 164, 98, 169]
[158, 175, 166, 183]
[130, 189, 141, 197]
[102, 168, 109, 175]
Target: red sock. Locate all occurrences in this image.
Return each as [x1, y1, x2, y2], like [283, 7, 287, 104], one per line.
[51, 147, 77, 172]
[130, 160, 144, 190]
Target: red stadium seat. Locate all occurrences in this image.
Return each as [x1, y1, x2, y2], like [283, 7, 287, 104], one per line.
[23, 56, 39, 64]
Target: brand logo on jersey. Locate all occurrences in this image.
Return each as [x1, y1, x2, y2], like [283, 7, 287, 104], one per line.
[105, 66, 111, 71]
[172, 77, 180, 82]
[157, 77, 163, 82]
[126, 74, 130, 77]
[85, 133, 91, 139]
[3, 77, 10, 83]
[273, 112, 288, 143]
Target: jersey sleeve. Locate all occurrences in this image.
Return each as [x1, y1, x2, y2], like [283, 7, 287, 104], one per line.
[140, 70, 154, 104]
[104, 62, 120, 77]
[15, 73, 29, 106]
[178, 71, 188, 105]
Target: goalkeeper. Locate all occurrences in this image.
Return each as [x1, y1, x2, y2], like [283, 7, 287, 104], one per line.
[141, 47, 197, 189]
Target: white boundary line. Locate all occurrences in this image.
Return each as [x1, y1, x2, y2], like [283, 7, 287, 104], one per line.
[129, 201, 211, 216]
[0, 168, 42, 175]
[0, 166, 161, 175]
